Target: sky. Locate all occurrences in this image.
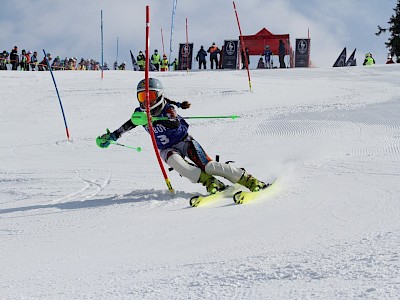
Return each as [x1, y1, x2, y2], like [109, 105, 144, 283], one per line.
[0, 0, 397, 68]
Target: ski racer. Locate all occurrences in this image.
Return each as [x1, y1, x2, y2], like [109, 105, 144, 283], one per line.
[96, 78, 267, 194]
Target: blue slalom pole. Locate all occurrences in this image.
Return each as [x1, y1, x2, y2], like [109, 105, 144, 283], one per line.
[43, 49, 71, 141]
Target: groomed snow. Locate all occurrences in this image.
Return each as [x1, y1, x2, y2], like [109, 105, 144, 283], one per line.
[1, 65, 400, 299]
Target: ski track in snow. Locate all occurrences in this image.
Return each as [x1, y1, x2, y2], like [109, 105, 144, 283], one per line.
[1, 66, 400, 299]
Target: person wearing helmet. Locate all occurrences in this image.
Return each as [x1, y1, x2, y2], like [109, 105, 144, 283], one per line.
[97, 78, 267, 195]
[363, 53, 375, 66]
[263, 45, 273, 69]
[160, 54, 169, 71]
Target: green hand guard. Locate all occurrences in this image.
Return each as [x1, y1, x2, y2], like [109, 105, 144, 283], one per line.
[131, 111, 150, 126]
[96, 129, 114, 148]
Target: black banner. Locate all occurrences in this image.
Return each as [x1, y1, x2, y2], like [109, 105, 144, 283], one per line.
[222, 40, 238, 69]
[333, 47, 347, 67]
[178, 43, 193, 70]
[346, 49, 357, 66]
[295, 39, 310, 68]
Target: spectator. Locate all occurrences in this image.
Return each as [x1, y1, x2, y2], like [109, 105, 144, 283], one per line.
[20, 50, 31, 71]
[118, 62, 126, 70]
[257, 56, 265, 69]
[278, 40, 286, 68]
[263, 45, 273, 69]
[38, 53, 51, 71]
[386, 53, 395, 64]
[10, 46, 19, 70]
[31, 52, 38, 71]
[160, 54, 169, 71]
[196, 45, 207, 69]
[151, 49, 161, 71]
[170, 58, 178, 71]
[0, 50, 9, 70]
[207, 42, 220, 69]
[102, 61, 110, 70]
[52, 56, 62, 70]
[137, 51, 145, 71]
[363, 53, 375, 66]
[78, 58, 86, 70]
[241, 47, 250, 69]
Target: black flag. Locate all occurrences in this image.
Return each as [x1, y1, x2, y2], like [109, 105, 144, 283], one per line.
[333, 47, 347, 67]
[346, 49, 357, 66]
[130, 50, 139, 71]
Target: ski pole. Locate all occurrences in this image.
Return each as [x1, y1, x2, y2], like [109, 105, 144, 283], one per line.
[110, 141, 142, 152]
[131, 111, 239, 125]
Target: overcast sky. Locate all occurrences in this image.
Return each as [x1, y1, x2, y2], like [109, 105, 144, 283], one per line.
[0, 0, 396, 68]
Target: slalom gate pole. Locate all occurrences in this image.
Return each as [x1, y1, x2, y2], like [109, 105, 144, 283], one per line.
[161, 28, 165, 55]
[168, 0, 178, 70]
[233, 1, 252, 92]
[186, 18, 189, 73]
[116, 37, 119, 66]
[110, 142, 142, 152]
[145, 6, 174, 192]
[43, 49, 71, 141]
[101, 10, 104, 80]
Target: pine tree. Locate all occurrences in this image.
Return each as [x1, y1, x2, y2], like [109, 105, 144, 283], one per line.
[376, 0, 400, 63]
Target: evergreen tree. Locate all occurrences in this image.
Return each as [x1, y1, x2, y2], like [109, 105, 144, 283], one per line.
[376, 0, 400, 63]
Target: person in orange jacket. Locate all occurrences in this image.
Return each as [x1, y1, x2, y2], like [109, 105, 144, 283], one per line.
[207, 42, 220, 69]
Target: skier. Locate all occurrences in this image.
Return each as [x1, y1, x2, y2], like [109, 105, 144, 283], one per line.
[263, 45, 273, 69]
[96, 78, 267, 194]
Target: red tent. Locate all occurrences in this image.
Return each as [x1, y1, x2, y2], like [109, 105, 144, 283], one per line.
[241, 28, 293, 67]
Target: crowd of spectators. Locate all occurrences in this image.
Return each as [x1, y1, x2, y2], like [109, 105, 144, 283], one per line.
[0, 46, 106, 71]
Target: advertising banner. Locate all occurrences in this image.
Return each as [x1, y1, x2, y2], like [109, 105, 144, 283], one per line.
[178, 43, 193, 70]
[295, 39, 310, 68]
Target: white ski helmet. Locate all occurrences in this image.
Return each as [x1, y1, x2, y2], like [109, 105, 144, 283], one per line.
[136, 78, 166, 115]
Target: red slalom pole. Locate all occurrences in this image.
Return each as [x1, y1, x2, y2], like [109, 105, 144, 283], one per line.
[233, 1, 252, 92]
[145, 6, 173, 192]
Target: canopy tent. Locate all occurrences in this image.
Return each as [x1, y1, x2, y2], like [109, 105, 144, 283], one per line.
[240, 28, 293, 67]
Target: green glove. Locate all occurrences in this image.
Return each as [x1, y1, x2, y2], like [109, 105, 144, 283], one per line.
[96, 129, 117, 148]
[131, 111, 150, 126]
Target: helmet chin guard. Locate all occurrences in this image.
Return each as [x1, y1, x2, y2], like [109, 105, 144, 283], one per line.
[137, 78, 166, 116]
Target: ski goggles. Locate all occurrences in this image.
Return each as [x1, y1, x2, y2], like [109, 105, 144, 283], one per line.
[137, 90, 159, 103]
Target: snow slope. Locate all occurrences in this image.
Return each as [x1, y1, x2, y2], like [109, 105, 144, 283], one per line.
[1, 65, 400, 299]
